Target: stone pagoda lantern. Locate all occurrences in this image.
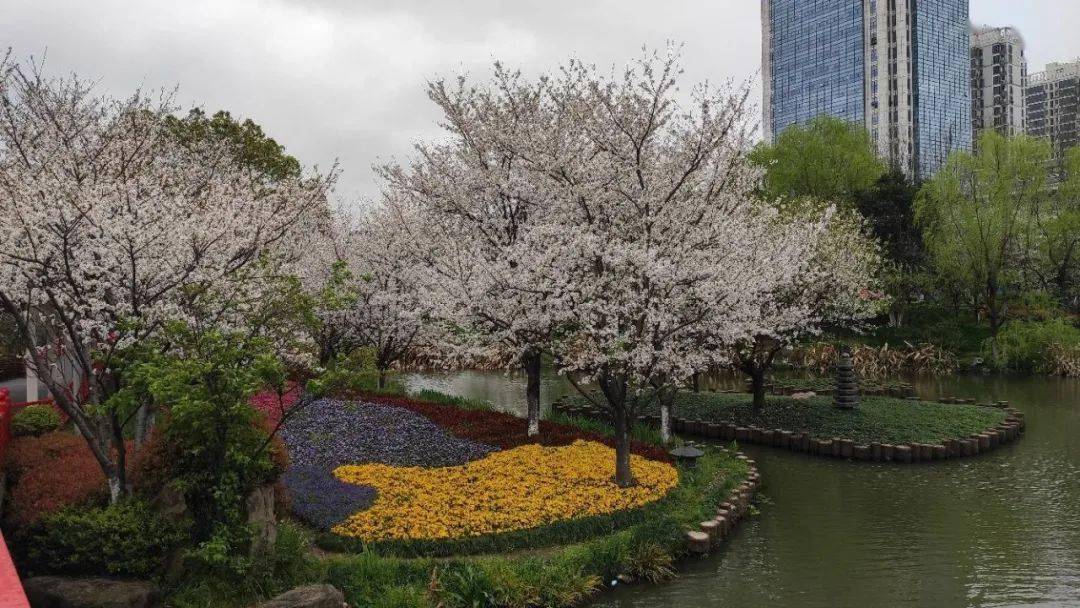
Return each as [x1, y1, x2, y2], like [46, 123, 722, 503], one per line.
[834, 345, 859, 410]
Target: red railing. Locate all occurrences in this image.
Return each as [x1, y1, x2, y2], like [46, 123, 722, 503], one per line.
[0, 388, 12, 465]
[0, 388, 31, 607]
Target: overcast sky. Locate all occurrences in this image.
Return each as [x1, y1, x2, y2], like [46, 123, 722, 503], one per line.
[3, 1, 1078, 205]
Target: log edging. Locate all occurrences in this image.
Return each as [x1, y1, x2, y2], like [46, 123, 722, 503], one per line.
[551, 399, 1026, 464]
[686, 453, 760, 555]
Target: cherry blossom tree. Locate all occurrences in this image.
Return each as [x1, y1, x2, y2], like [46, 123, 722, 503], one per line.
[0, 57, 334, 501]
[329, 202, 430, 389]
[728, 207, 884, 409]
[516, 51, 820, 486]
[379, 65, 570, 436]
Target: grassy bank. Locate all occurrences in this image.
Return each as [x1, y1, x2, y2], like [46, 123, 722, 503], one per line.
[562, 391, 1008, 445]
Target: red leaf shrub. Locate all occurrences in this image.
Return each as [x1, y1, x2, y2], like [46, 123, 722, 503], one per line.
[128, 428, 173, 497]
[5, 432, 110, 526]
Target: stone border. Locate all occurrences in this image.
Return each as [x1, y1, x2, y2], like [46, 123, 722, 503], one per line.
[686, 453, 759, 554]
[551, 399, 1026, 463]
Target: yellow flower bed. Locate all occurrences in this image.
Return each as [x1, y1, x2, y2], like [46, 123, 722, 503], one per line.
[331, 440, 678, 541]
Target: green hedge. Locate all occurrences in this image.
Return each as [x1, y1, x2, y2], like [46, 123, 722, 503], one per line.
[11, 405, 62, 437]
[16, 499, 188, 578]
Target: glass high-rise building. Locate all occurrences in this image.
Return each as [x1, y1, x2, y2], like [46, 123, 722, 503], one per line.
[762, 0, 972, 180]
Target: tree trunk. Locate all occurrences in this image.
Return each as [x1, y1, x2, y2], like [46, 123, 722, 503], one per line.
[377, 369, 387, 390]
[612, 401, 634, 488]
[133, 404, 151, 448]
[691, 373, 700, 393]
[597, 374, 634, 488]
[751, 370, 766, 410]
[110, 412, 128, 500]
[659, 399, 672, 445]
[523, 350, 542, 437]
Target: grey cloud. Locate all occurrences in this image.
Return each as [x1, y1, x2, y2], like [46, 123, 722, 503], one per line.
[0, 0, 1073, 203]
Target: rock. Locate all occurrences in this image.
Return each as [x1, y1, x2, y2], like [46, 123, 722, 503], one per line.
[24, 576, 161, 608]
[151, 485, 188, 524]
[257, 585, 346, 608]
[790, 391, 816, 400]
[246, 484, 278, 558]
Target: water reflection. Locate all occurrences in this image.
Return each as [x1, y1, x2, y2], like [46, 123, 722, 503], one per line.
[402, 370, 1080, 608]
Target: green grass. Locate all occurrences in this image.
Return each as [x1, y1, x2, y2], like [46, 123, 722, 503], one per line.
[768, 377, 913, 397]
[562, 391, 1008, 445]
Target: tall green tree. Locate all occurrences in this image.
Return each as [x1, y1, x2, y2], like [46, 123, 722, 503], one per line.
[915, 132, 1052, 352]
[165, 109, 302, 182]
[855, 171, 927, 326]
[1030, 147, 1080, 312]
[751, 115, 886, 205]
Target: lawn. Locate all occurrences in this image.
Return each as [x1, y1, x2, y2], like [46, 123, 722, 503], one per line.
[563, 391, 1009, 446]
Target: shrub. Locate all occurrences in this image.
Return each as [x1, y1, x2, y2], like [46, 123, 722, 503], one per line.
[5, 432, 110, 526]
[11, 405, 61, 437]
[1047, 343, 1080, 377]
[988, 318, 1080, 373]
[165, 521, 325, 608]
[787, 341, 957, 376]
[16, 499, 187, 578]
[124, 326, 286, 573]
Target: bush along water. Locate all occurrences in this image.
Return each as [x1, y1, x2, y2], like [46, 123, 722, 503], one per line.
[985, 318, 1080, 375]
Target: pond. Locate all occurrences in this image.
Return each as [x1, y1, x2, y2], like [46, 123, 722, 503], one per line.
[403, 370, 1080, 608]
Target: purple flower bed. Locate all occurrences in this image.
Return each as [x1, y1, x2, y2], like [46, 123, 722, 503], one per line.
[279, 398, 496, 530]
[283, 466, 377, 530]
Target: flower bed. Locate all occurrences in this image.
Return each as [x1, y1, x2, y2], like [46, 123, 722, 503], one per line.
[277, 398, 496, 530]
[269, 390, 681, 556]
[319, 447, 751, 607]
[281, 398, 495, 469]
[331, 440, 678, 541]
[358, 392, 671, 462]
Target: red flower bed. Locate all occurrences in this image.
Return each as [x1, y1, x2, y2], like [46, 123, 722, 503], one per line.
[358, 393, 672, 463]
[250, 383, 301, 429]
